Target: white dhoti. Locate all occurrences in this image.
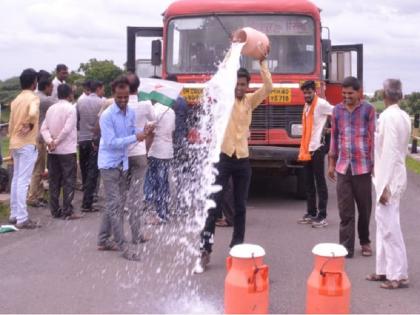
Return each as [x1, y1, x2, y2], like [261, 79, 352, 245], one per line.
[375, 199, 408, 281]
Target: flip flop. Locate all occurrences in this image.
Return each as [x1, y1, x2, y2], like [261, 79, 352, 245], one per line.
[380, 279, 409, 289]
[366, 273, 387, 281]
[216, 219, 232, 227]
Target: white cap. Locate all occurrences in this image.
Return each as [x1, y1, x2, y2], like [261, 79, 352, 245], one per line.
[312, 243, 348, 257]
[229, 244, 266, 259]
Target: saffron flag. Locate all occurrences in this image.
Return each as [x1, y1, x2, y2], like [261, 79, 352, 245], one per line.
[138, 78, 184, 107]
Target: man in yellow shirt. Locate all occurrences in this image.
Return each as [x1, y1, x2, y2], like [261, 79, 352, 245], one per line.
[8, 68, 40, 229]
[197, 58, 273, 272]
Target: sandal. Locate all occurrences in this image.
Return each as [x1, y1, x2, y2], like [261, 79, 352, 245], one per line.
[216, 218, 232, 227]
[366, 273, 387, 281]
[97, 241, 119, 251]
[380, 279, 409, 289]
[361, 244, 373, 257]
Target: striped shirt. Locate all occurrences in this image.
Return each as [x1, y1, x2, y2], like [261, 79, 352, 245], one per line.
[329, 101, 375, 175]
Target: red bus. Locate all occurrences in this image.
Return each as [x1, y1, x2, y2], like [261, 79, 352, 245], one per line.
[126, 0, 363, 197]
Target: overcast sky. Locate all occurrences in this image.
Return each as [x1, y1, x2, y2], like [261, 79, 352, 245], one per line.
[0, 0, 419, 93]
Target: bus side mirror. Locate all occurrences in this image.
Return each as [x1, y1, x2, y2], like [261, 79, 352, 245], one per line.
[151, 40, 162, 66]
[322, 39, 331, 80]
[322, 39, 331, 64]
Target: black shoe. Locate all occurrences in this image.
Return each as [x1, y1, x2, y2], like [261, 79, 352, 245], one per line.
[193, 250, 211, 274]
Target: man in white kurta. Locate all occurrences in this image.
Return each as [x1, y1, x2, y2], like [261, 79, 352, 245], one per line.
[372, 79, 411, 289]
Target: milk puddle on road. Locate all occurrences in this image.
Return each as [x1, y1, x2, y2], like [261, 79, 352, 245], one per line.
[117, 43, 244, 313]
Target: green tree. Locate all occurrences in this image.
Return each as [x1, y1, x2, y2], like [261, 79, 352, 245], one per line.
[78, 59, 124, 96]
[370, 89, 384, 103]
[401, 92, 420, 115]
[0, 76, 20, 109]
[66, 71, 86, 99]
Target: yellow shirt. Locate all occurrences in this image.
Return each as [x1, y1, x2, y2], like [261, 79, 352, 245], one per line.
[221, 61, 273, 158]
[8, 90, 40, 150]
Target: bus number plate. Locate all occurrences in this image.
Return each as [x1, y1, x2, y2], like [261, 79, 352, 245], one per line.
[181, 88, 203, 103]
[269, 88, 291, 103]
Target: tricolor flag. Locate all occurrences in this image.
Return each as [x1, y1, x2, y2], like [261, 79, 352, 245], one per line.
[138, 78, 184, 107]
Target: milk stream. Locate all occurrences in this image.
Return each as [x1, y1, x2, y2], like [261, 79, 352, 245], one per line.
[87, 43, 244, 313]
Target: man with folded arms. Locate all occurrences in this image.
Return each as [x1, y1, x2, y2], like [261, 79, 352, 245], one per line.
[41, 84, 81, 220]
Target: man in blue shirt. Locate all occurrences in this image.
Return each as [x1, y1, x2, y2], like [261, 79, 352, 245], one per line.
[97, 75, 152, 261]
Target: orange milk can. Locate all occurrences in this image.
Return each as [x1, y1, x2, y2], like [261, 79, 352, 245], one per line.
[232, 27, 270, 60]
[224, 244, 269, 314]
[306, 243, 351, 314]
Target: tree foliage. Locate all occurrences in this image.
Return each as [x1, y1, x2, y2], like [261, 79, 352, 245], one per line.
[401, 92, 420, 115]
[78, 59, 124, 96]
[0, 77, 20, 108]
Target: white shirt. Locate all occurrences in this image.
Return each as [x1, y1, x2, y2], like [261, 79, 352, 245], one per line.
[373, 104, 411, 202]
[127, 95, 155, 157]
[41, 100, 77, 154]
[148, 103, 175, 159]
[51, 77, 66, 101]
[304, 97, 333, 151]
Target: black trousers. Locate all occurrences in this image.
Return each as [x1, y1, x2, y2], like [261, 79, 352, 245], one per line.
[47, 153, 77, 217]
[217, 177, 234, 224]
[201, 153, 252, 253]
[303, 147, 328, 218]
[79, 140, 99, 209]
[337, 169, 372, 255]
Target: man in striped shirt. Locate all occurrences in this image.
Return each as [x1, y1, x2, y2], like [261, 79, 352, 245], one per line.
[328, 76, 376, 258]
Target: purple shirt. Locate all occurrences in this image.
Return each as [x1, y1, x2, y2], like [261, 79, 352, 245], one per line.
[330, 101, 376, 175]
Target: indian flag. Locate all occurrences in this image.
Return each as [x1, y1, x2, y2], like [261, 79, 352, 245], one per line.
[138, 78, 184, 107]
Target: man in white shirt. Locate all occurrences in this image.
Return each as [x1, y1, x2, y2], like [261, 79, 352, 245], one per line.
[51, 64, 69, 101]
[41, 84, 81, 220]
[143, 100, 175, 223]
[297, 80, 333, 228]
[126, 73, 155, 242]
[367, 79, 410, 289]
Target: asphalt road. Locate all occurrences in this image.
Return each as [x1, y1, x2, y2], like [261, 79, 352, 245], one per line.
[0, 171, 419, 313]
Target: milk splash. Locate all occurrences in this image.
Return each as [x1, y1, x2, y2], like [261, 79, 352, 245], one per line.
[182, 42, 244, 238]
[119, 43, 244, 314]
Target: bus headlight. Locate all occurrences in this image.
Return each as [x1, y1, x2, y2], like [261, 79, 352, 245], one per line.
[291, 123, 302, 137]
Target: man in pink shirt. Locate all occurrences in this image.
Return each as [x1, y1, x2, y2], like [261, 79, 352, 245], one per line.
[41, 84, 81, 220]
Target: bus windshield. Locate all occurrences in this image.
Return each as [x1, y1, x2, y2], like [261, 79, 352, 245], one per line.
[167, 15, 315, 75]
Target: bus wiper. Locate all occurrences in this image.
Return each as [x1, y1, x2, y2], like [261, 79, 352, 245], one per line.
[214, 14, 232, 40]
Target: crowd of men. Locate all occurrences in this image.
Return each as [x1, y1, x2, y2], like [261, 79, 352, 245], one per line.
[6, 60, 411, 288]
[6, 64, 187, 260]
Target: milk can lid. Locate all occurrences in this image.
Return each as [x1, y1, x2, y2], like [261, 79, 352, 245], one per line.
[312, 243, 348, 257]
[229, 244, 266, 258]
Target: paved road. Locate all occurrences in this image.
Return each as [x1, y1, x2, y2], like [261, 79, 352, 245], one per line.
[1, 171, 419, 313]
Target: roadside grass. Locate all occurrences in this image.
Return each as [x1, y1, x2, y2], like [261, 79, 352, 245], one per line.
[1, 136, 9, 158]
[0, 202, 9, 221]
[406, 156, 420, 175]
